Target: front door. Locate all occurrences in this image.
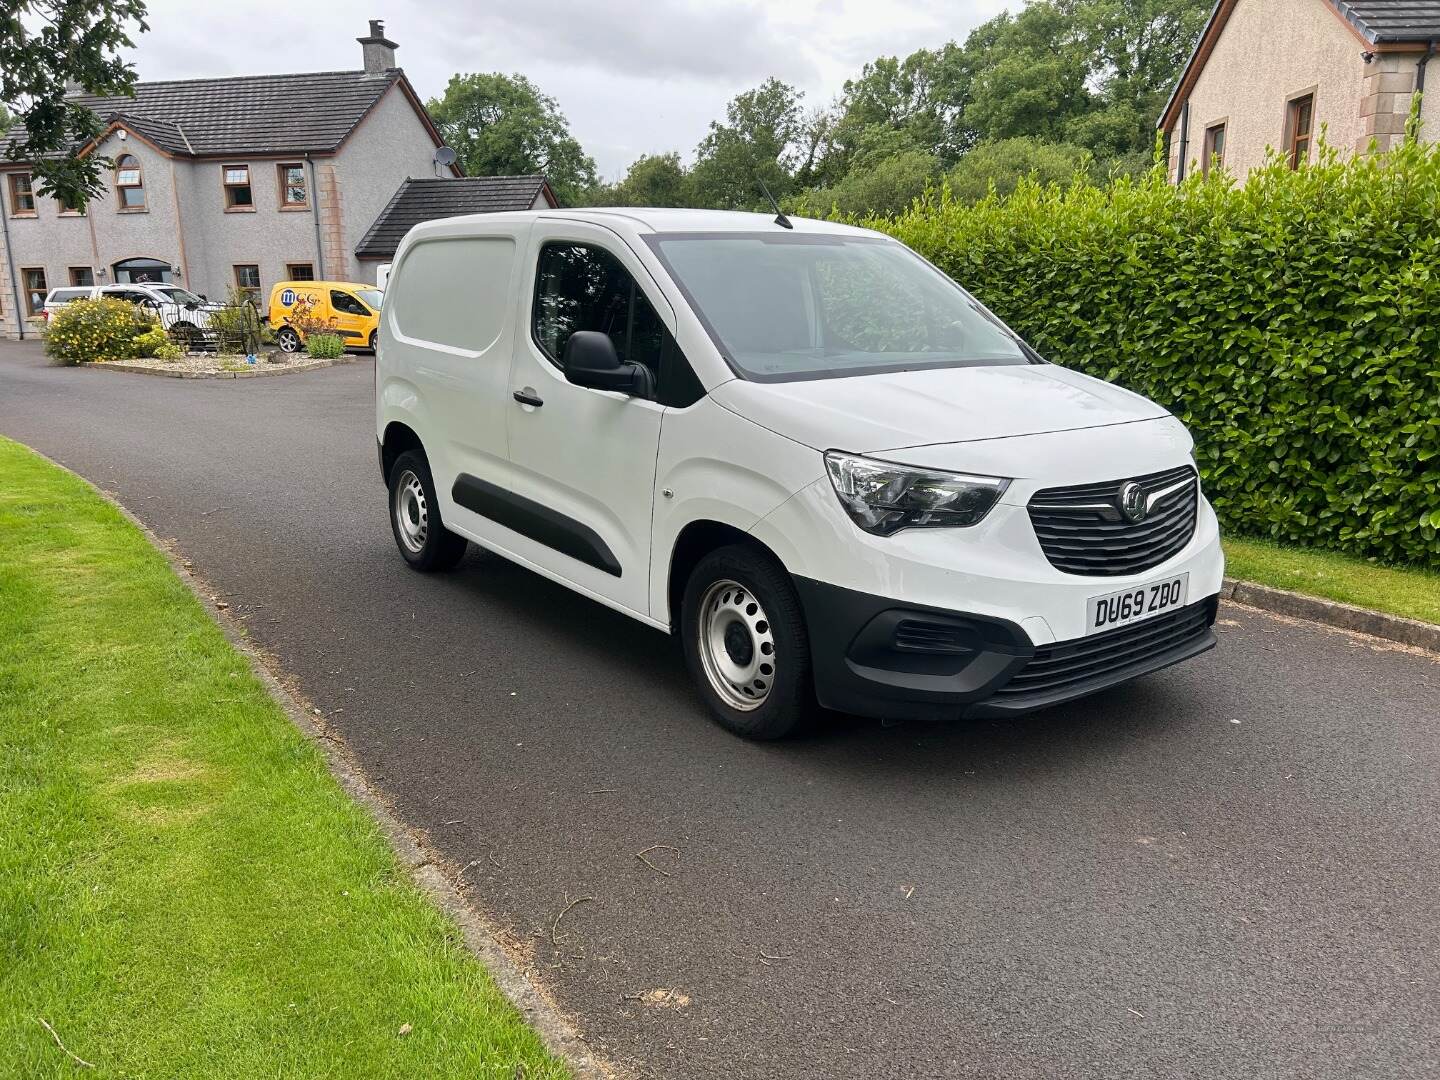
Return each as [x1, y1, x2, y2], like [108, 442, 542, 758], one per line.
[496, 225, 671, 618]
[328, 288, 370, 345]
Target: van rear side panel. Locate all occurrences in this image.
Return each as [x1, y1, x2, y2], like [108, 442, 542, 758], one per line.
[379, 228, 526, 547]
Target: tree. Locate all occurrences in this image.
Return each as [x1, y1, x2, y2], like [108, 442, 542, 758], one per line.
[1, 0, 149, 209]
[817, 43, 975, 184]
[0, 105, 12, 137]
[428, 72, 597, 205]
[801, 149, 940, 217]
[961, 5, 1096, 147]
[945, 137, 1096, 203]
[597, 153, 694, 207]
[1061, 0, 1212, 157]
[690, 78, 803, 210]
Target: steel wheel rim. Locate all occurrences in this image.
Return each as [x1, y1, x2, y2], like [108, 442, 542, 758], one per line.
[392, 469, 429, 554]
[697, 578, 775, 711]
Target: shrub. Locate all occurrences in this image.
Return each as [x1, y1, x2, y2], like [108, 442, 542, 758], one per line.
[132, 325, 182, 360]
[305, 333, 345, 360]
[206, 288, 265, 353]
[44, 298, 157, 365]
[865, 138, 1440, 568]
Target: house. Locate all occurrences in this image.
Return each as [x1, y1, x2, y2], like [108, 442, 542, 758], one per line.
[355, 176, 558, 268]
[1159, 0, 1440, 181]
[0, 20, 459, 339]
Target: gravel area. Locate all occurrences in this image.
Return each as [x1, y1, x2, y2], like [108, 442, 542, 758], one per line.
[82, 351, 361, 379]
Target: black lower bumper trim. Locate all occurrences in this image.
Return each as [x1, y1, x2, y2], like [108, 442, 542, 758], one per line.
[793, 578, 1219, 722]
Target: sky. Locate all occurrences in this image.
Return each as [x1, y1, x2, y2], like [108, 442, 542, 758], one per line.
[119, 0, 1017, 179]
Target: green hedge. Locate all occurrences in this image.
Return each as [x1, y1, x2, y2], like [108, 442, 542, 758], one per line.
[870, 141, 1440, 569]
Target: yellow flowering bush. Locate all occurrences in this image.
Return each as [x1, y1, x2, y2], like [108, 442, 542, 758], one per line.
[133, 325, 183, 361]
[44, 298, 158, 366]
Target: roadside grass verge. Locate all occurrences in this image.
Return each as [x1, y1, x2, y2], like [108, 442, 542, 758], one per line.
[0, 437, 567, 1078]
[1224, 536, 1440, 627]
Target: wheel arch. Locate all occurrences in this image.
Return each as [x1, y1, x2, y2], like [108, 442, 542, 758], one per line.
[665, 519, 790, 633]
[380, 421, 425, 484]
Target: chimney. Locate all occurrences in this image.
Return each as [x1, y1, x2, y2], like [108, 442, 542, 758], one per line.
[357, 19, 398, 73]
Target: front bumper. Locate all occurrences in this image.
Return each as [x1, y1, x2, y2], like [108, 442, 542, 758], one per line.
[795, 577, 1219, 721]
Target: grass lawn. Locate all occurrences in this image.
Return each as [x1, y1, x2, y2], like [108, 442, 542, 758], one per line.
[1224, 536, 1440, 627]
[0, 437, 567, 1078]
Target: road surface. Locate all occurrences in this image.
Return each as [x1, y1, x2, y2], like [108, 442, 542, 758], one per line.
[3, 342, 1436, 1079]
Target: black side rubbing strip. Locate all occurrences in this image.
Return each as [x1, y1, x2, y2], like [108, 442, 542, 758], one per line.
[452, 474, 621, 577]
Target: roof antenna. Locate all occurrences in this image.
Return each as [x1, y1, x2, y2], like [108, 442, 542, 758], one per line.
[758, 178, 792, 229]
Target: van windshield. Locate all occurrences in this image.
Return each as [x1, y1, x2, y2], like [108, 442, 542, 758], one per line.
[355, 289, 383, 311]
[647, 232, 1033, 382]
[153, 286, 206, 306]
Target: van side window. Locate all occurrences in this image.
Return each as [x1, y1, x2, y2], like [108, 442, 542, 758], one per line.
[533, 241, 703, 408]
[331, 290, 368, 316]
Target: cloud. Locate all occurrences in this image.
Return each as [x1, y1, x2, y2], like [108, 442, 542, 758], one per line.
[430, 0, 818, 85]
[120, 0, 1017, 176]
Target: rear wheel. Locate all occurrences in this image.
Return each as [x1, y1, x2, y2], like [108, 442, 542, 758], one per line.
[276, 326, 302, 353]
[388, 450, 468, 572]
[681, 545, 817, 740]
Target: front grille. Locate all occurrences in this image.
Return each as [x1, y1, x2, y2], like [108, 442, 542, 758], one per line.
[1028, 465, 1198, 577]
[994, 599, 1216, 701]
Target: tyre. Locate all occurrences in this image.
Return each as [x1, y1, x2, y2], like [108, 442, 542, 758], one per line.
[276, 326, 302, 353]
[681, 544, 817, 740]
[367, 330, 378, 352]
[387, 450, 469, 572]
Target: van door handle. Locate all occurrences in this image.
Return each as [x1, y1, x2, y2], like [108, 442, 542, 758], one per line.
[512, 389, 544, 408]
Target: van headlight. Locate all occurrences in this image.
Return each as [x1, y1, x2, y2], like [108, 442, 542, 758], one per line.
[824, 451, 1009, 536]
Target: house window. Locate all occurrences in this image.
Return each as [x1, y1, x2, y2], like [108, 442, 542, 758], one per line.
[286, 262, 315, 281]
[69, 267, 95, 286]
[115, 155, 146, 209]
[224, 165, 254, 209]
[22, 268, 47, 316]
[1287, 94, 1314, 169]
[8, 173, 37, 216]
[234, 264, 261, 301]
[278, 164, 308, 208]
[1203, 123, 1226, 174]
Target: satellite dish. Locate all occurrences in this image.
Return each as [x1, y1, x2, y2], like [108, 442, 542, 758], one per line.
[434, 146, 457, 167]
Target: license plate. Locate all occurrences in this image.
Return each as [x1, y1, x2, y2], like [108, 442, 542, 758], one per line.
[1086, 573, 1189, 635]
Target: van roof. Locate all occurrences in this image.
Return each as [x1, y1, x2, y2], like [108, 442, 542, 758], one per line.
[269, 280, 378, 292]
[406, 207, 881, 240]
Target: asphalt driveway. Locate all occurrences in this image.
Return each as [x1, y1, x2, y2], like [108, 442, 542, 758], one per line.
[2, 341, 1437, 1079]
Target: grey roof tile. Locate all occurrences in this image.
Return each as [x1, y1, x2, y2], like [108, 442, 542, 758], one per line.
[3, 69, 401, 160]
[355, 176, 552, 259]
[1331, 1, 1440, 43]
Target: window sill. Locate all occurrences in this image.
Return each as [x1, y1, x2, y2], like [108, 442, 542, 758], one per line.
[117, 207, 149, 214]
[57, 212, 86, 218]
[278, 204, 311, 212]
[9, 212, 38, 219]
[225, 206, 257, 214]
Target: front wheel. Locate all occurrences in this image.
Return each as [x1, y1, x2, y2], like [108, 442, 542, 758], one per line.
[388, 451, 469, 572]
[681, 545, 817, 740]
[367, 330, 378, 352]
[275, 326, 302, 353]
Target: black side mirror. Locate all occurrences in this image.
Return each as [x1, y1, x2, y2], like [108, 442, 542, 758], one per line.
[562, 330, 654, 398]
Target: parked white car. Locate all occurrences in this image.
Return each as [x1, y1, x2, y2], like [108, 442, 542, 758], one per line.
[43, 283, 223, 340]
[375, 209, 1224, 739]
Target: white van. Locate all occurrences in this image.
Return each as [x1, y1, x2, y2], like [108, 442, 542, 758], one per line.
[43, 282, 221, 338]
[376, 209, 1223, 739]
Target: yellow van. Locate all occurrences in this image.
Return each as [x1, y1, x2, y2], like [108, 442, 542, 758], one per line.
[267, 280, 383, 353]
